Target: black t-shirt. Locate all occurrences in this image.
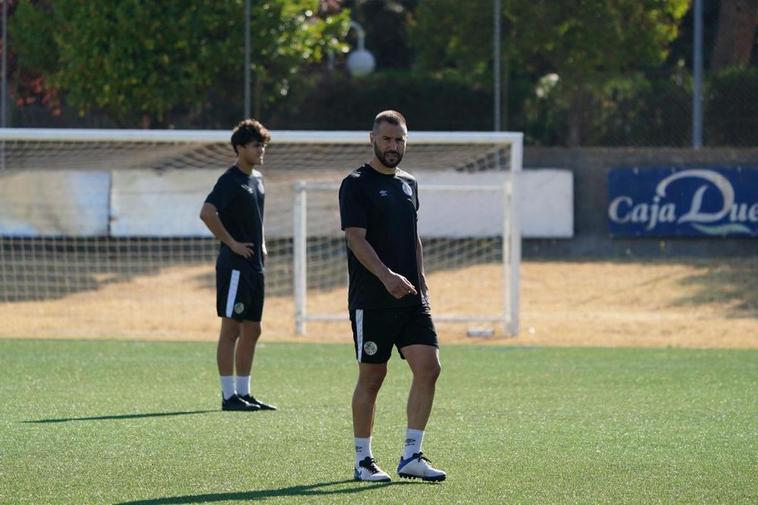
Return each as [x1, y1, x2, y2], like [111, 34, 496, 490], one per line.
[204, 166, 265, 273]
[339, 163, 427, 310]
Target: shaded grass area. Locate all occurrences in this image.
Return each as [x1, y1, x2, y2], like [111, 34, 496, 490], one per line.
[671, 258, 758, 316]
[527, 256, 758, 320]
[0, 340, 756, 504]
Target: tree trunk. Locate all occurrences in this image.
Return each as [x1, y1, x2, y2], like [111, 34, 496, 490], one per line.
[710, 0, 758, 70]
[567, 88, 591, 147]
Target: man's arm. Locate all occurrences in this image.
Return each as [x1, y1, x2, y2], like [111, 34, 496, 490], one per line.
[199, 202, 254, 258]
[344, 227, 417, 299]
[416, 232, 429, 298]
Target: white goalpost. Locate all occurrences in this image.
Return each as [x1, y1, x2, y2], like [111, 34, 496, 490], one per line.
[0, 128, 522, 340]
[291, 131, 523, 337]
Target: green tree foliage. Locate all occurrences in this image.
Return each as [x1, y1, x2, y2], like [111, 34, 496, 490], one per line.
[10, 0, 348, 127]
[410, 0, 498, 84]
[410, 0, 689, 145]
[344, 0, 418, 70]
[247, 1, 349, 118]
[706, 67, 758, 145]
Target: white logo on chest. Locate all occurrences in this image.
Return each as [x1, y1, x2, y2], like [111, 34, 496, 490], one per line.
[401, 181, 413, 196]
[379, 190, 389, 197]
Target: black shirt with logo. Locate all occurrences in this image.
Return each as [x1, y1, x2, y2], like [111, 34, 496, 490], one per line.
[204, 165, 265, 273]
[339, 163, 427, 310]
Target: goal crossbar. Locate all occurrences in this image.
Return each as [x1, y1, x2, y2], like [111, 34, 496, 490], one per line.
[0, 127, 523, 145]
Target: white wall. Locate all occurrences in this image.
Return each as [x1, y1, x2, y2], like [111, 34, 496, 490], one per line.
[110, 169, 219, 237]
[0, 169, 573, 238]
[416, 170, 573, 238]
[0, 171, 110, 236]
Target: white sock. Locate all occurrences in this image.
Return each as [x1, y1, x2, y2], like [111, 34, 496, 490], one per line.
[355, 437, 373, 465]
[220, 376, 236, 400]
[403, 428, 424, 460]
[236, 375, 250, 397]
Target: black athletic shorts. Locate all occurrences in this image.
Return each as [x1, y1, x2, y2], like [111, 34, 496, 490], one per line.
[349, 305, 438, 364]
[216, 263, 264, 322]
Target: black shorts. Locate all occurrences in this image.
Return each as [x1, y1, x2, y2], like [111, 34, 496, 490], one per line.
[349, 305, 438, 364]
[216, 264, 264, 322]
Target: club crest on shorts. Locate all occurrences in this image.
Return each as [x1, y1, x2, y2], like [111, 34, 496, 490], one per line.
[402, 181, 413, 196]
[363, 341, 378, 356]
[234, 302, 245, 314]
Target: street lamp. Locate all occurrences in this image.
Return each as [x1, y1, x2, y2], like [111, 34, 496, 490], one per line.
[346, 21, 375, 78]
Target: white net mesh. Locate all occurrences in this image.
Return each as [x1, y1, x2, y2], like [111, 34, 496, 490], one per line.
[0, 130, 521, 339]
[295, 183, 510, 330]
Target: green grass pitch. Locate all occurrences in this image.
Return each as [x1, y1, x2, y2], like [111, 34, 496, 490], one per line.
[0, 339, 756, 504]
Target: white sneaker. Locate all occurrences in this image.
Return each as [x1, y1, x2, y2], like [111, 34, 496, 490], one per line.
[354, 457, 391, 482]
[397, 452, 446, 482]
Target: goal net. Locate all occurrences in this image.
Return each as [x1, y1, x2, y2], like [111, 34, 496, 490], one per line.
[0, 129, 521, 340]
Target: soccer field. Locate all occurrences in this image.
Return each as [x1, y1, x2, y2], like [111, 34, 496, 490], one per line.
[1, 340, 756, 504]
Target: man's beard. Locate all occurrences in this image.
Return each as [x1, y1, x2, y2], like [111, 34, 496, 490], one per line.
[373, 143, 403, 168]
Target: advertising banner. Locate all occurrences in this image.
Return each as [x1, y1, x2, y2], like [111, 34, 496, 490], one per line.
[608, 167, 758, 237]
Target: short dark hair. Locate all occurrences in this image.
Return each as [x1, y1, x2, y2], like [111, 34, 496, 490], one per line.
[231, 119, 271, 154]
[372, 110, 407, 132]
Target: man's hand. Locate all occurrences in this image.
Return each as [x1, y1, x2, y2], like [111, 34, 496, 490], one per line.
[230, 241, 254, 258]
[381, 271, 418, 299]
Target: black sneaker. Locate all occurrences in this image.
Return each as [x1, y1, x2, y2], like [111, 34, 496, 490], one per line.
[240, 394, 277, 411]
[221, 394, 261, 411]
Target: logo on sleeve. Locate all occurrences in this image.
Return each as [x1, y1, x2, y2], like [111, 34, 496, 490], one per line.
[401, 181, 413, 196]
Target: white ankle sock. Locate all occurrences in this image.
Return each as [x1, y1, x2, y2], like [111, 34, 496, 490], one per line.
[236, 375, 250, 397]
[220, 376, 236, 400]
[355, 437, 373, 465]
[403, 428, 424, 460]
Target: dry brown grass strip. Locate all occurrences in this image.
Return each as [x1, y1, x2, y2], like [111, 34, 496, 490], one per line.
[2, 258, 756, 348]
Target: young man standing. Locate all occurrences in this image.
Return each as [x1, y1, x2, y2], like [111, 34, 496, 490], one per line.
[199, 119, 277, 412]
[339, 110, 446, 482]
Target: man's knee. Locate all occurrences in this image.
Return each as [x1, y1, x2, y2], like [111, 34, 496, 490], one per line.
[357, 365, 387, 394]
[219, 318, 240, 342]
[241, 322, 262, 341]
[414, 360, 441, 383]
